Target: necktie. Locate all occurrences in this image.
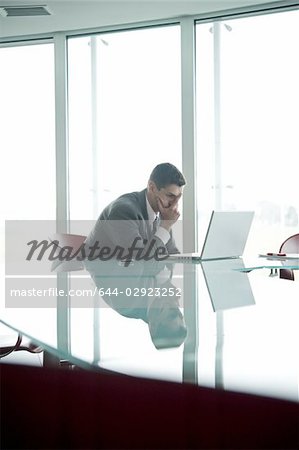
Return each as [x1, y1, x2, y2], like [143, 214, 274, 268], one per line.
[153, 215, 158, 234]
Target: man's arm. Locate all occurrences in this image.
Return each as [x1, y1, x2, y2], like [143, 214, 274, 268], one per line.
[95, 204, 171, 261]
[156, 196, 180, 254]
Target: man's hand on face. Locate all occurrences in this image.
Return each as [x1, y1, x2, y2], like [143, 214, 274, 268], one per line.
[157, 196, 180, 231]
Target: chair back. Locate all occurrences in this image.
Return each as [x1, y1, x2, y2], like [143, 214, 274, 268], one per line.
[49, 233, 87, 272]
[279, 233, 299, 280]
[279, 233, 299, 253]
[50, 233, 87, 255]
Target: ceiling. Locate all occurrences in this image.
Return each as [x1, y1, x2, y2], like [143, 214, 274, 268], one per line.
[0, 0, 295, 39]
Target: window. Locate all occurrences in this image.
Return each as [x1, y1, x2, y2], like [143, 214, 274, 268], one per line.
[68, 25, 182, 220]
[195, 10, 299, 394]
[0, 41, 55, 312]
[196, 10, 299, 253]
[68, 26, 183, 370]
[0, 42, 55, 221]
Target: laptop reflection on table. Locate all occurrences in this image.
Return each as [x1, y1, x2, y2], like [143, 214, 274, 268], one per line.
[201, 258, 255, 311]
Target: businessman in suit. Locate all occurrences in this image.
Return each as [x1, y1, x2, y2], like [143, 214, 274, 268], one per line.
[85, 163, 186, 262]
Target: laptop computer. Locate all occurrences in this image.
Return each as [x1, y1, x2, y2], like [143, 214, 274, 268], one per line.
[168, 210, 254, 262]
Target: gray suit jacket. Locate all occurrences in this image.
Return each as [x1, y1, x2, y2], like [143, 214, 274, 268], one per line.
[85, 189, 179, 261]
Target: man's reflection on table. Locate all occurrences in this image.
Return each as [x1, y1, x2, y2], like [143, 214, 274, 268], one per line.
[84, 259, 187, 349]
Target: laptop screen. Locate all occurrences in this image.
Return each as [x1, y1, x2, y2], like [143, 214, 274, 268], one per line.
[200, 211, 254, 260]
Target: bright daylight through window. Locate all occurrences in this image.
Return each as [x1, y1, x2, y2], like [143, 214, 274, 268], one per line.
[68, 25, 182, 221]
[196, 9, 299, 253]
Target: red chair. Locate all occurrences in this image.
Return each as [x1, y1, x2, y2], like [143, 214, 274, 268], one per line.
[49, 233, 87, 256]
[49, 233, 87, 271]
[279, 233, 299, 280]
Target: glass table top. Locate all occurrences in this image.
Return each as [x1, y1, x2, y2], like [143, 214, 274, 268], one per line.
[1, 258, 299, 403]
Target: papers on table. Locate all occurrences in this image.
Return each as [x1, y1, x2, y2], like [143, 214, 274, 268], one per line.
[258, 253, 299, 260]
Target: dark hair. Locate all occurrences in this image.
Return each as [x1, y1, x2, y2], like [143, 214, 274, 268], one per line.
[149, 163, 186, 190]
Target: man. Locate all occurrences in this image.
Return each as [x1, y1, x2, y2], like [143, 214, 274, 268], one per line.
[84, 163, 186, 261]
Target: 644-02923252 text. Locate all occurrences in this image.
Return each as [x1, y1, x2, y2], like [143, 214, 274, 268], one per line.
[97, 287, 182, 297]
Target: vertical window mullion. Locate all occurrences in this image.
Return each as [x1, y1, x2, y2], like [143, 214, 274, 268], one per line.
[54, 32, 70, 354]
[180, 17, 197, 252]
[54, 32, 69, 232]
